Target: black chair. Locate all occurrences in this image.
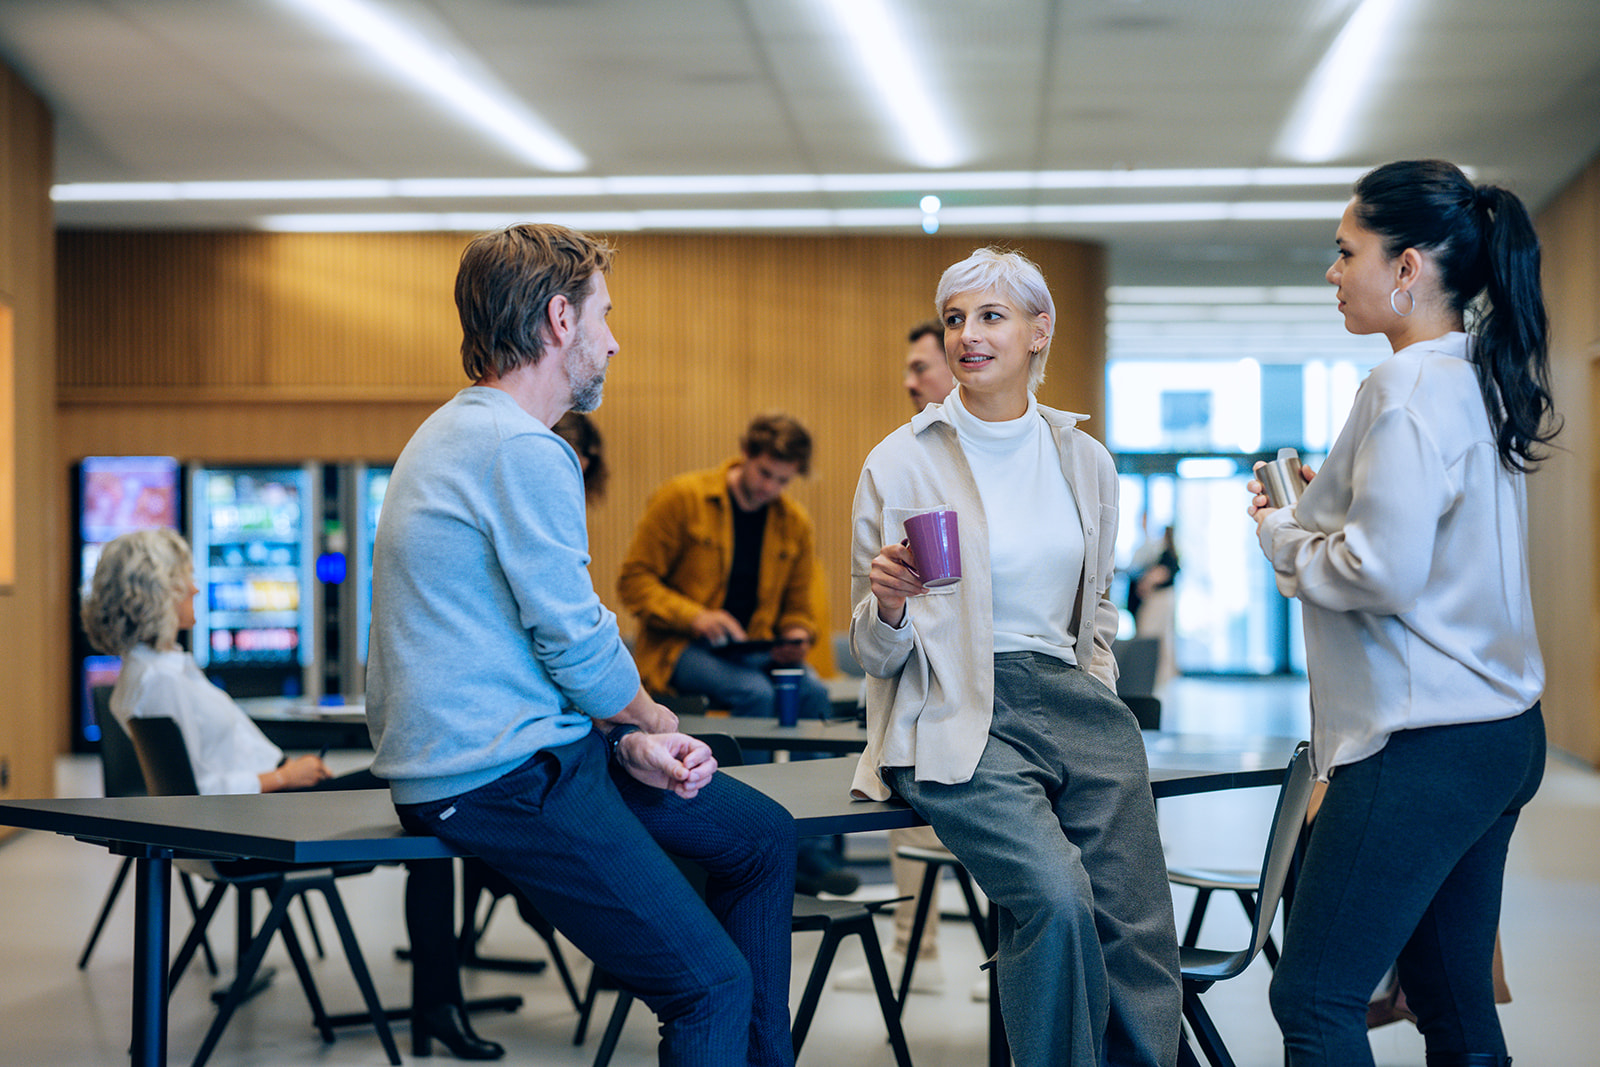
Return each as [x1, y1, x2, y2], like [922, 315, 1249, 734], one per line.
[893, 842, 992, 1015]
[122, 715, 401, 1067]
[1177, 742, 1313, 1067]
[453, 858, 583, 1009]
[77, 687, 218, 976]
[577, 733, 914, 1067]
[1123, 694, 1163, 731]
[1112, 636, 1160, 698]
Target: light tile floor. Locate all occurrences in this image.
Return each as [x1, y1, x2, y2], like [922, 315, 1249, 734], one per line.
[1, 676, 1595, 1066]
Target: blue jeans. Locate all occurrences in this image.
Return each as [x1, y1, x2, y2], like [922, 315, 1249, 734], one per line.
[887, 654, 1181, 1067]
[1270, 706, 1545, 1066]
[670, 641, 831, 722]
[397, 732, 797, 1067]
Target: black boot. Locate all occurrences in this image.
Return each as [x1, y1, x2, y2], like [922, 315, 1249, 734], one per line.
[1424, 1054, 1510, 1066]
[413, 1003, 506, 1060]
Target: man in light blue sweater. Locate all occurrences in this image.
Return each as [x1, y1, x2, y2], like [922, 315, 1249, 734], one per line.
[367, 223, 796, 1067]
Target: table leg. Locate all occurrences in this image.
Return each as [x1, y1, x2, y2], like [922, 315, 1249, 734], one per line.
[131, 849, 173, 1067]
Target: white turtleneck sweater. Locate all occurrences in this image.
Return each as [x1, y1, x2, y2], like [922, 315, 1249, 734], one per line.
[944, 387, 1084, 664]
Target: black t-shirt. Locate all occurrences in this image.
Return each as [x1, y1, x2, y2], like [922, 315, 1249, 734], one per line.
[722, 491, 768, 631]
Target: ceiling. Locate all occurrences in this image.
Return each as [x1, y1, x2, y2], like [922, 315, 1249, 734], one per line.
[2, 0, 1599, 287]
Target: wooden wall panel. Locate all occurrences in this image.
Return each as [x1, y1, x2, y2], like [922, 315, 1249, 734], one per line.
[1531, 154, 1600, 765]
[0, 60, 58, 808]
[58, 231, 1106, 670]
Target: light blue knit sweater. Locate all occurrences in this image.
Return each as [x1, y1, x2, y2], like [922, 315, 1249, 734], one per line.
[366, 387, 640, 805]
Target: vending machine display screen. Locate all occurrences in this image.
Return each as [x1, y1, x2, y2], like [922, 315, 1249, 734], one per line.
[191, 467, 315, 683]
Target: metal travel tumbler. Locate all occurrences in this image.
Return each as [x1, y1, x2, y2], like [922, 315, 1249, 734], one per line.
[1260, 448, 1303, 509]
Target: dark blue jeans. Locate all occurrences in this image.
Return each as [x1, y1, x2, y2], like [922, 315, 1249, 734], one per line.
[397, 731, 797, 1067]
[1270, 706, 1545, 1066]
[670, 641, 831, 723]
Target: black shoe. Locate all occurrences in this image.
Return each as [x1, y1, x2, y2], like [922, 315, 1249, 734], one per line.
[413, 1003, 505, 1060]
[795, 866, 861, 897]
[1424, 1055, 1510, 1067]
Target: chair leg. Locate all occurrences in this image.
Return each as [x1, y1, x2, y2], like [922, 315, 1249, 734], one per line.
[168, 882, 229, 994]
[190, 881, 299, 1067]
[574, 968, 604, 1045]
[176, 874, 220, 976]
[78, 855, 133, 969]
[851, 915, 915, 1067]
[274, 900, 334, 1043]
[790, 926, 845, 1055]
[952, 865, 992, 954]
[313, 878, 402, 1066]
[590, 990, 634, 1067]
[896, 862, 942, 1013]
[1181, 982, 1238, 1067]
[298, 894, 325, 959]
[1181, 887, 1214, 948]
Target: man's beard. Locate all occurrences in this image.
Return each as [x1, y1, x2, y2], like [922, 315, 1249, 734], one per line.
[566, 330, 607, 413]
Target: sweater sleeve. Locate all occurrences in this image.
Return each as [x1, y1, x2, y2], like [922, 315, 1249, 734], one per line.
[487, 434, 640, 719]
[1260, 405, 1453, 615]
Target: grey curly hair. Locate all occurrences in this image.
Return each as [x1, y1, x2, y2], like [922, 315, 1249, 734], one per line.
[81, 528, 193, 655]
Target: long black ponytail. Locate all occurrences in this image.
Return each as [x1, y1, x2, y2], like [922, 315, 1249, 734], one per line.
[1353, 160, 1560, 472]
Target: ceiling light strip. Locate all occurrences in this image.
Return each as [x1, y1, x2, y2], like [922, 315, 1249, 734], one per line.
[814, 0, 962, 168]
[275, 0, 585, 172]
[53, 167, 1377, 204]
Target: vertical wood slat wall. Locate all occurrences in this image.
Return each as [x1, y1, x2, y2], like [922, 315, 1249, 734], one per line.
[57, 230, 1105, 685]
[0, 60, 58, 805]
[1531, 155, 1600, 765]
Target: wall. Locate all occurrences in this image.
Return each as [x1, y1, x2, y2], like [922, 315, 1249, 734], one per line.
[0, 60, 57, 811]
[56, 230, 1104, 699]
[1531, 154, 1600, 765]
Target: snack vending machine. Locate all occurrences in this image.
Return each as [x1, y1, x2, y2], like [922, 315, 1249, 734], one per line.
[188, 464, 321, 700]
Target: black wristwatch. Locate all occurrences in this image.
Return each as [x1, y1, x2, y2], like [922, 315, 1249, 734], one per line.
[607, 724, 642, 763]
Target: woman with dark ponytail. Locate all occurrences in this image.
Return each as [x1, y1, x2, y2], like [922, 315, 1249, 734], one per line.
[1247, 160, 1556, 1067]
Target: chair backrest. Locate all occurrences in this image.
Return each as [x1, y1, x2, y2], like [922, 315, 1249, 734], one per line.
[1123, 695, 1162, 731]
[695, 732, 745, 769]
[123, 716, 202, 797]
[91, 686, 148, 798]
[1112, 637, 1160, 697]
[1243, 742, 1315, 965]
[655, 693, 712, 717]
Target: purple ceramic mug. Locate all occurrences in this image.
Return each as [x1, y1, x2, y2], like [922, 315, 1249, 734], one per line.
[902, 509, 961, 587]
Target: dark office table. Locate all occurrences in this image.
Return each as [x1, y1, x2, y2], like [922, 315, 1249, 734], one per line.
[0, 734, 1300, 1067]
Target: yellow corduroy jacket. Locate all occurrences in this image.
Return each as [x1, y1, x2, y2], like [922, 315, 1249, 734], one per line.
[618, 458, 820, 695]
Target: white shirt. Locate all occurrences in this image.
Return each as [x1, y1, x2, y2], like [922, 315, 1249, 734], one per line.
[1257, 332, 1544, 777]
[945, 387, 1083, 664]
[111, 644, 284, 795]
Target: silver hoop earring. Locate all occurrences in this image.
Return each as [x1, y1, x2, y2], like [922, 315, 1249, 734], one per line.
[1389, 287, 1414, 317]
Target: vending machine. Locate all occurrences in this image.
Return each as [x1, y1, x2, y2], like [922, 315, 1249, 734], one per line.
[189, 464, 321, 700]
[335, 462, 390, 699]
[71, 455, 183, 748]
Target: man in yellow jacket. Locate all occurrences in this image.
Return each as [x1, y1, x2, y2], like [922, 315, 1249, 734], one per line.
[619, 414, 856, 894]
[619, 412, 829, 718]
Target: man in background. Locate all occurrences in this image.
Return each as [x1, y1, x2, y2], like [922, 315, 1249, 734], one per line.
[619, 413, 856, 896]
[902, 319, 954, 412]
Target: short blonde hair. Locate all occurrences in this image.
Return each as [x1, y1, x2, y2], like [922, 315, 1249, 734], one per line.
[81, 528, 193, 655]
[935, 247, 1056, 393]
